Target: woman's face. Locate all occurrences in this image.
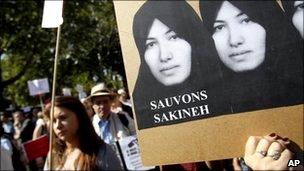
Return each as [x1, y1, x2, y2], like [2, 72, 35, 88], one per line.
[212, 1, 266, 72]
[144, 19, 191, 86]
[53, 106, 79, 143]
[292, 1, 304, 38]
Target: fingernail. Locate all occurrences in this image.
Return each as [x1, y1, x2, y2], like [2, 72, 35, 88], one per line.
[282, 137, 289, 141]
[269, 133, 276, 137]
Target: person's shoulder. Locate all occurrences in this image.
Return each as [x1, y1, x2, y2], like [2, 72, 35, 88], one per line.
[0, 136, 11, 145]
[36, 118, 45, 126]
[112, 111, 130, 128]
[23, 118, 31, 124]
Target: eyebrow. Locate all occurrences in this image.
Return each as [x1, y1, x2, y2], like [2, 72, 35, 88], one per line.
[236, 12, 245, 18]
[294, 1, 303, 7]
[146, 28, 173, 41]
[214, 20, 225, 23]
[165, 29, 173, 35]
[146, 37, 155, 41]
[57, 112, 66, 117]
[214, 12, 246, 23]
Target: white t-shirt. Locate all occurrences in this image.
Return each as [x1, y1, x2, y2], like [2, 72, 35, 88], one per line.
[36, 118, 45, 127]
[0, 137, 14, 170]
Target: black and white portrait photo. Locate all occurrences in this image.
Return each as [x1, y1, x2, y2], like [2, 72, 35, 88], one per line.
[132, 0, 230, 129]
[200, 1, 303, 112]
[132, 0, 303, 129]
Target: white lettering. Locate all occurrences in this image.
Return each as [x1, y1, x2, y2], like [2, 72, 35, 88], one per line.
[157, 100, 165, 109]
[150, 101, 157, 110]
[168, 110, 179, 120]
[182, 94, 191, 103]
[191, 106, 200, 116]
[200, 90, 208, 100]
[199, 105, 210, 115]
[288, 159, 301, 167]
[154, 114, 160, 123]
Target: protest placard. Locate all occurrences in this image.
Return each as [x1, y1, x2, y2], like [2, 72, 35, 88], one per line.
[119, 135, 155, 170]
[23, 135, 49, 161]
[27, 78, 50, 96]
[113, 0, 303, 165]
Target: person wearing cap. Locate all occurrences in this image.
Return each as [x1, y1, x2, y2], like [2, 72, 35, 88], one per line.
[89, 84, 136, 169]
[89, 84, 136, 143]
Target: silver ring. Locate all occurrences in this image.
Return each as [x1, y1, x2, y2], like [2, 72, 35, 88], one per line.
[256, 150, 267, 157]
[267, 150, 281, 160]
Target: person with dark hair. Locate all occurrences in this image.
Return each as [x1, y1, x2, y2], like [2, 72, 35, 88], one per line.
[81, 98, 95, 120]
[282, 0, 304, 38]
[199, 0, 303, 113]
[44, 96, 122, 170]
[0, 111, 14, 137]
[132, 0, 229, 129]
[13, 110, 35, 143]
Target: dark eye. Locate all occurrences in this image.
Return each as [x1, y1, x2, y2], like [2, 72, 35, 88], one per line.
[295, 3, 304, 10]
[241, 17, 251, 24]
[213, 25, 225, 32]
[169, 34, 178, 40]
[145, 42, 156, 49]
[58, 115, 67, 120]
[53, 118, 57, 123]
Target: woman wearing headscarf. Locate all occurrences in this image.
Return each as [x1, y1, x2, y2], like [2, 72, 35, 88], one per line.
[132, 0, 229, 129]
[199, 1, 303, 113]
[282, 0, 304, 39]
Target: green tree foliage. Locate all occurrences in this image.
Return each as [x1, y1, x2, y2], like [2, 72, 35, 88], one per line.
[0, 0, 126, 109]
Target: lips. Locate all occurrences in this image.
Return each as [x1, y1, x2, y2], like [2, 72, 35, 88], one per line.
[160, 65, 179, 75]
[229, 50, 251, 59]
[57, 131, 66, 137]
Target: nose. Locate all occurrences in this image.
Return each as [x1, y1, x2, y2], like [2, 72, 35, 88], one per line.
[159, 43, 173, 62]
[228, 28, 244, 47]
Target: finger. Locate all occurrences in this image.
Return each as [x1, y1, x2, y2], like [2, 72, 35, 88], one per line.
[264, 133, 277, 142]
[232, 158, 241, 171]
[267, 141, 284, 160]
[245, 136, 262, 156]
[255, 138, 272, 158]
[276, 138, 290, 149]
[275, 149, 293, 170]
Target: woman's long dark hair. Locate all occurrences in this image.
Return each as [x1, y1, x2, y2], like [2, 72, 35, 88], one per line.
[52, 96, 104, 170]
[199, 1, 303, 112]
[132, 0, 226, 129]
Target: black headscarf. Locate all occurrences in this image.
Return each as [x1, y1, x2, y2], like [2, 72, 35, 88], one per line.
[282, 0, 296, 21]
[132, 0, 228, 129]
[282, 0, 304, 39]
[199, 1, 303, 113]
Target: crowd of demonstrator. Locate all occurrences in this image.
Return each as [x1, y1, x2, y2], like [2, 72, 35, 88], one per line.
[0, 84, 135, 171]
[1, 82, 302, 171]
